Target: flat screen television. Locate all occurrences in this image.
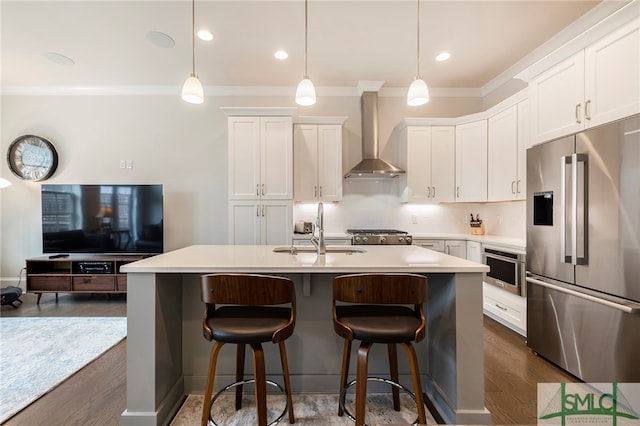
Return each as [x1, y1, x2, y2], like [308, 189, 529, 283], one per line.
[41, 184, 164, 255]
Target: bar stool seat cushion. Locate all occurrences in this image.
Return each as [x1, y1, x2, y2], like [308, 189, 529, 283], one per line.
[206, 306, 291, 344]
[335, 305, 420, 343]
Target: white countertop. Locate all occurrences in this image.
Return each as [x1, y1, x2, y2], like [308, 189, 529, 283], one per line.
[122, 244, 489, 274]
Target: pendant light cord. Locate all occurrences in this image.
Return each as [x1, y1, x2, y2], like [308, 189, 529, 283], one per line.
[415, 0, 420, 79]
[304, 0, 309, 79]
[191, 0, 196, 75]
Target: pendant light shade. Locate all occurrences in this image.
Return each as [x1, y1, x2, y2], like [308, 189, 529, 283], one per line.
[182, 0, 204, 104]
[296, 0, 316, 106]
[182, 73, 204, 104]
[407, 0, 429, 106]
[407, 78, 429, 106]
[296, 78, 316, 106]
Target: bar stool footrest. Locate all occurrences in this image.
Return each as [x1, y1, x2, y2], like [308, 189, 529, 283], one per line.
[208, 379, 288, 426]
[339, 376, 421, 426]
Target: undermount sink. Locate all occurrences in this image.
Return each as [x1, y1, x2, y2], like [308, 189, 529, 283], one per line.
[273, 246, 367, 254]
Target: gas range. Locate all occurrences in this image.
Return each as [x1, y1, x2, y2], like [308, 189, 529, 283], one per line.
[346, 229, 412, 245]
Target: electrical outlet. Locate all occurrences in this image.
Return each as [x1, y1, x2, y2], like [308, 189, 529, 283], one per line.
[126, 160, 133, 169]
[119, 160, 126, 169]
[412, 215, 418, 224]
[498, 215, 502, 225]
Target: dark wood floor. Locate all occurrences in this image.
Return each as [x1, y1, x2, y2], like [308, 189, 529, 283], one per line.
[1, 292, 577, 425]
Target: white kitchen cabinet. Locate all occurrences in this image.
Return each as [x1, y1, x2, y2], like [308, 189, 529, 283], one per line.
[466, 240, 482, 263]
[445, 240, 467, 259]
[483, 282, 527, 336]
[400, 126, 455, 203]
[413, 238, 445, 253]
[529, 18, 640, 144]
[413, 238, 466, 259]
[455, 120, 488, 202]
[487, 102, 527, 201]
[228, 200, 293, 245]
[293, 120, 344, 202]
[228, 116, 293, 200]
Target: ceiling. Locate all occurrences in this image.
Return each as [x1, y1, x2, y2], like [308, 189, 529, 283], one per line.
[1, 1, 625, 95]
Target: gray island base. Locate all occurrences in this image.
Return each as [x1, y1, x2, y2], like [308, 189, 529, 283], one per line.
[120, 245, 491, 425]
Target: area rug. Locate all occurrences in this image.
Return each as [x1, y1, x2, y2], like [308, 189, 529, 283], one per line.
[171, 393, 437, 425]
[0, 316, 127, 423]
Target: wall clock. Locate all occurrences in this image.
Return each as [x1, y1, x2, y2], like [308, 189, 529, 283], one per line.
[6, 135, 59, 181]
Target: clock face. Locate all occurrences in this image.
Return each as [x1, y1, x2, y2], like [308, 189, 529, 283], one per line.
[7, 135, 59, 181]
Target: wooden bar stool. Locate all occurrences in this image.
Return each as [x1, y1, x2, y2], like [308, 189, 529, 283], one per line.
[200, 273, 296, 426]
[332, 273, 428, 426]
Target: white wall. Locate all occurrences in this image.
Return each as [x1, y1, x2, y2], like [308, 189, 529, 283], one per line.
[0, 91, 491, 282]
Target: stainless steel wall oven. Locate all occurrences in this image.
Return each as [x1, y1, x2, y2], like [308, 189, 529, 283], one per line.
[482, 246, 526, 297]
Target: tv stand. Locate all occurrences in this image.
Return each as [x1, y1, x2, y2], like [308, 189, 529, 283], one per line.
[26, 255, 144, 304]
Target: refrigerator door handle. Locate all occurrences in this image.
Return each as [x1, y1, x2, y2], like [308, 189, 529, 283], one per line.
[561, 155, 572, 264]
[574, 153, 589, 265]
[526, 275, 640, 314]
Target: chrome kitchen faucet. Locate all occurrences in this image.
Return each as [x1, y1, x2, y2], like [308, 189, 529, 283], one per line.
[310, 202, 326, 255]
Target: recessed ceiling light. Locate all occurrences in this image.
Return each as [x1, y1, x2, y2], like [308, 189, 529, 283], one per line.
[146, 31, 175, 48]
[44, 52, 75, 66]
[435, 52, 451, 62]
[197, 29, 214, 41]
[274, 50, 288, 60]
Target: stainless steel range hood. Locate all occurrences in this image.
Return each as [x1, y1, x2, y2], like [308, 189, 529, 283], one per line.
[344, 91, 405, 178]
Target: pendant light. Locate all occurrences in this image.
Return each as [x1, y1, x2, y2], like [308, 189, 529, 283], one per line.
[295, 0, 316, 106]
[407, 0, 429, 106]
[182, 0, 204, 104]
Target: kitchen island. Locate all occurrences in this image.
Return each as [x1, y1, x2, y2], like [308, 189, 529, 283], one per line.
[120, 244, 490, 426]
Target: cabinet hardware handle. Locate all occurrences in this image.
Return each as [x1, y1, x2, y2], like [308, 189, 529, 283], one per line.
[495, 303, 508, 311]
[319, 186, 323, 197]
[314, 185, 317, 197]
[585, 99, 591, 121]
[575, 103, 582, 124]
[427, 186, 431, 198]
[256, 206, 260, 216]
[516, 180, 521, 194]
[456, 186, 460, 198]
[256, 184, 259, 196]
[262, 205, 265, 217]
[261, 184, 265, 196]
[432, 186, 435, 198]
[511, 180, 516, 194]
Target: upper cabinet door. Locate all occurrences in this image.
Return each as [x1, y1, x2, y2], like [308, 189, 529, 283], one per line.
[456, 120, 488, 202]
[228, 117, 261, 200]
[261, 117, 293, 200]
[488, 105, 518, 201]
[293, 124, 318, 201]
[584, 18, 640, 128]
[317, 124, 343, 202]
[404, 126, 431, 203]
[293, 122, 343, 202]
[529, 50, 585, 144]
[430, 126, 455, 202]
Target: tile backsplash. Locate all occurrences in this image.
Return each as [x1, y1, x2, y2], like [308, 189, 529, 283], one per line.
[294, 180, 526, 239]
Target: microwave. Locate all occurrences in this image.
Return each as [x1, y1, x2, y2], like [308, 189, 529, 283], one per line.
[482, 246, 526, 297]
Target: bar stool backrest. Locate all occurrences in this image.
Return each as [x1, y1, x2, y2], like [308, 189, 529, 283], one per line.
[333, 273, 426, 305]
[200, 273, 296, 343]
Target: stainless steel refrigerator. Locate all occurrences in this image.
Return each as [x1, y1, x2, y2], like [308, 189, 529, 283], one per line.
[526, 114, 640, 382]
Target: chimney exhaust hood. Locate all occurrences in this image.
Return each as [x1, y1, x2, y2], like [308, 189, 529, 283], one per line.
[344, 91, 405, 179]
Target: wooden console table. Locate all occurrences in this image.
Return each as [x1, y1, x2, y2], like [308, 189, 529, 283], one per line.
[26, 255, 143, 303]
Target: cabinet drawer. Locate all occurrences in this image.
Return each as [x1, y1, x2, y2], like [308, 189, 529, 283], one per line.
[116, 276, 127, 292]
[72, 276, 115, 291]
[483, 282, 526, 335]
[414, 239, 445, 252]
[28, 276, 72, 292]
